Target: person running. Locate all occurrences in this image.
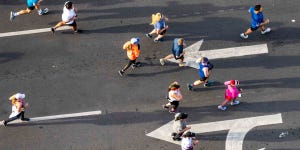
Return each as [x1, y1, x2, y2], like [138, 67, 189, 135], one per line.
[218, 80, 242, 111]
[51, 1, 78, 34]
[2, 93, 30, 126]
[172, 112, 192, 141]
[118, 37, 141, 76]
[162, 81, 183, 113]
[240, 4, 271, 39]
[10, 0, 48, 21]
[187, 57, 214, 91]
[145, 12, 169, 43]
[181, 131, 199, 150]
[160, 38, 186, 67]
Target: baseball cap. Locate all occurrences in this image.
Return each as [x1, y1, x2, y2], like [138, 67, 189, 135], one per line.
[230, 80, 239, 86]
[130, 38, 140, 44]
[184, 131, 196, 137]
[15, 93, 25, 100]
[175, 112, 188, 120]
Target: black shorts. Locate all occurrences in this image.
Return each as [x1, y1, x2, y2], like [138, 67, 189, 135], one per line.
[67, 21, 77, 27]
[199, 76, 207, 81]
[159, 29, 167, 35]
[174, 55, 184, 60]
[27, 6, 35, 10]
[170, 101, 179, 109]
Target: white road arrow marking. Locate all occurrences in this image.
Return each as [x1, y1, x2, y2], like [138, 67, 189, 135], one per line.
[168, 40, 268, 69]
[0, 26, 71, 38]
[146, 113, 282, 150]
[1, 110, 101, 125]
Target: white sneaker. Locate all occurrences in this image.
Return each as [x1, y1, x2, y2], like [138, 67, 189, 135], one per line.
[240, 33, 248, 39]
[159, 59, 165, 66]
[261, 27, 271, 34]
[10, 11, 15, 21]
[38, 8, 49, 15]
[231, 100, 240, 106]
[218, 105, 227, 111]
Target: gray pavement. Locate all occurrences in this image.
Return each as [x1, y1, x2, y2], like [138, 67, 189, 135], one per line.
[0, 0, 299, 150]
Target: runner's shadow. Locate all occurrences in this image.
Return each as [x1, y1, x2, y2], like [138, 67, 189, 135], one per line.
[126, 66, 189, 77]
[0, 52, 23, 64]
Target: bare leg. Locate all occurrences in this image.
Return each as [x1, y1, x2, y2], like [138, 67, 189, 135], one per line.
[53, 21, 67, 30]
[17, 8, 32, 15]
[163, 54, 174, 60]
[244, 28, 253, 36]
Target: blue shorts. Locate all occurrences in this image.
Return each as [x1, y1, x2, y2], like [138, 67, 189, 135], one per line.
[27, 0, 38, 7]
[250, 26, 259, 31]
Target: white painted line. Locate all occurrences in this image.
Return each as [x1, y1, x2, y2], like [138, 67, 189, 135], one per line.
[146, 113, 282, 150]
[1, 110, 101, 125]
[0, 26, 71, 38]
[168, 39, 268, 69]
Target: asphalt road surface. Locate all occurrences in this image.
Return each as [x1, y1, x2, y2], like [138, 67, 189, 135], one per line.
[0, 0, 299, 150]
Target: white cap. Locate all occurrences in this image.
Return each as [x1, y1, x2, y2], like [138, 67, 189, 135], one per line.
[130, 38, 140, 44]
[15, 93, 25, 99]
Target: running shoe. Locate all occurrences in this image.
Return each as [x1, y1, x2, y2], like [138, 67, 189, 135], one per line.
[131, 64, 136, 69]
[10, 11, 15, 21]
[51, 27, 55, 34]
[230, 100, 240, 106]
[240, 33, 248, 39]
[218, 105, 227, 111]
[38, 8, 49, 15]
[2, 120, 7, 126]
[261, 27, 271, 34]
[153, 38, 159, 43]
[159, 59, 165, 65]
[187, 83, 193, 91]
[145, 33, 152, 38]
[179, 63, 185, 67]
[118, 70, 124, 76]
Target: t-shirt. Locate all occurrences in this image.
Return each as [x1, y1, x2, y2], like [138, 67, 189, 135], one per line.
[27, 0, 38, 7]
[181, 137, 193, 150]
[172, 38, 184, 57]
[173, 120, 187, 133]
[62, 7, 77, 24]
[168, 89, 180, 102]
[249, 7, 264, 28]
[198, 63, 208, 78]
[154, 19, 165, 30]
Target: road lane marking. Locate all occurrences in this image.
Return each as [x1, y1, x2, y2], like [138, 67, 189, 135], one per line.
[168, 39, 268, 69]
[146, 113, 283, 150]
[0, 26, 71, 38]
[1, 110, 101, 125]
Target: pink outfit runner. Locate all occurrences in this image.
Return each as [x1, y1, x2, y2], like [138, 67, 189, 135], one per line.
[224, 80, 240, 100]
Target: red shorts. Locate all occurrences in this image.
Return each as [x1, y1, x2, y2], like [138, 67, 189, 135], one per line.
[225, 95, 233, 101]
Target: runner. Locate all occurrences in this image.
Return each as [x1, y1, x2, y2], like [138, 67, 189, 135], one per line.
[162, 81, 183, 113]
[187, 57, 214, 91]
[10, 0, 48, 21]
[172, 112, 192, 141]
[218, 80, 242, 111]
[2, 93, 30, 126]
[181, 131, 199, 150]
[118, 37, 141, 76]
[240, 4, 271, 39]
[145, 12, 169, 43]
[159, 38, 186, 67]
[51, 1, 78, 34]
